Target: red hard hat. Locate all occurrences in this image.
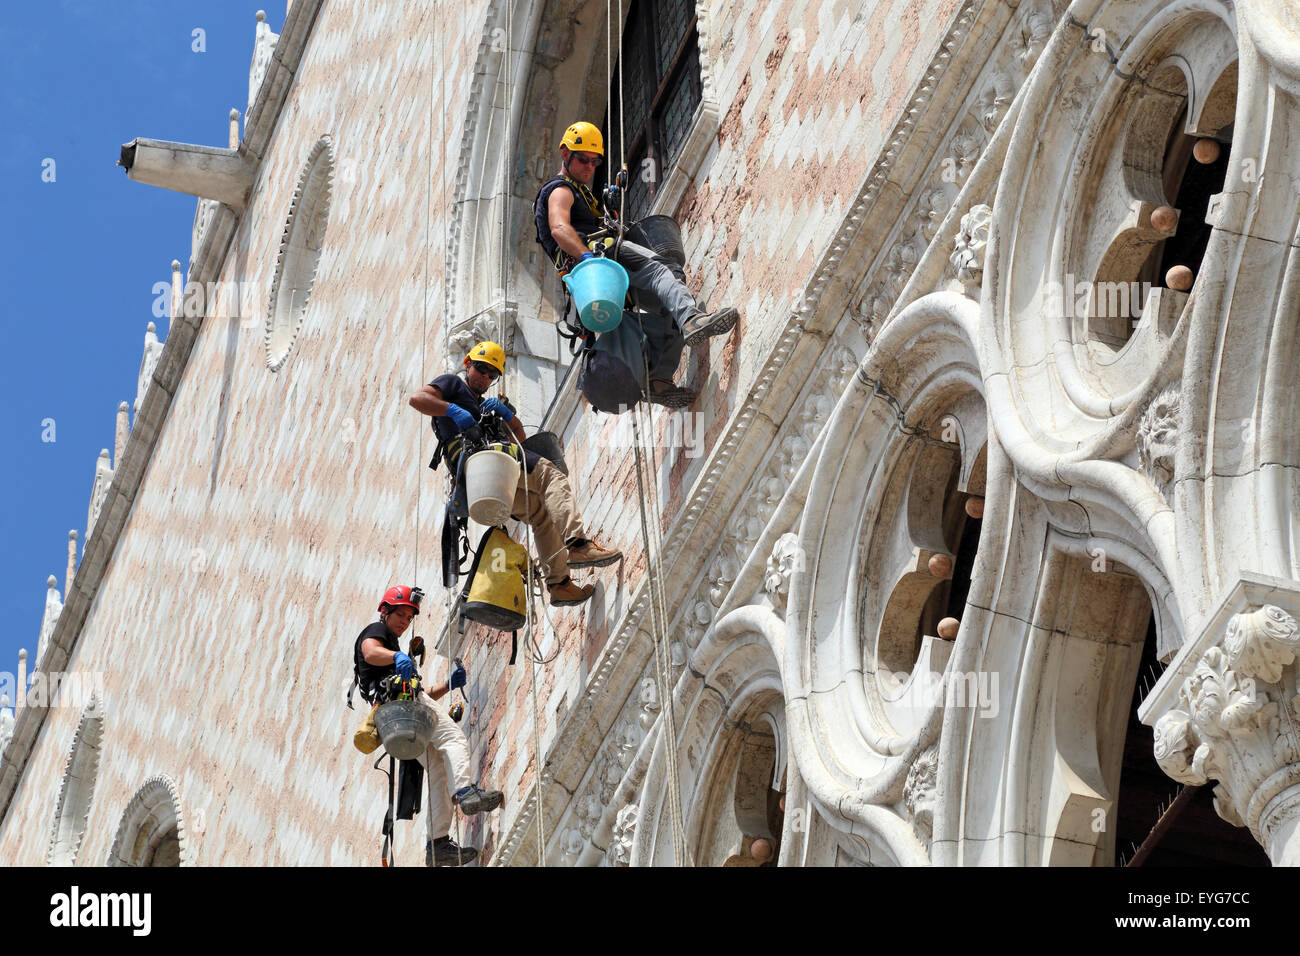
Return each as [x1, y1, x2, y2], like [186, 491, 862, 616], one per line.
[378, 585, 423, 615]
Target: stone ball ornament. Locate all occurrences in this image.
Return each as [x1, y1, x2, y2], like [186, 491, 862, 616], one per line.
[937, 617, 961, 640]
[1192, 138, 1221, 164]
[750, 838, 773, 862]
[1166, 265, 1194, 291]
[1150, 205, 1179, 233]
[964, 496, 984, 519]
[928, 553, 954, 578]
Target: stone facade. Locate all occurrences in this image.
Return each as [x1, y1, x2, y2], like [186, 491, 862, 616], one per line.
[2, 0, 1298, 867]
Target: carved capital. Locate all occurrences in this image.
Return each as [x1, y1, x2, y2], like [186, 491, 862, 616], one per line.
[1151, 605, 1300, 848]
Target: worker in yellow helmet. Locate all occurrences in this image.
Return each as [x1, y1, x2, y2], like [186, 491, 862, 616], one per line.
[532, 121, 739, 408]
[408, 341, 620, 607]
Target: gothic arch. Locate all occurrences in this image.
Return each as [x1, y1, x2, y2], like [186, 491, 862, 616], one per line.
[107, 774, 189, 867]
[785, 292, 982, 867]
[626, 604, 788, 867]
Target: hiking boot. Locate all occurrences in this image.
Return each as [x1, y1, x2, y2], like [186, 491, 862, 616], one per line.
[454, 784, 504, 815]
[567, 539, 622, 568]
[428, 836, 478, 867]
[647, 379, 697, 408]
[681, 306, 739, 347]
[548, 577, 596, 607]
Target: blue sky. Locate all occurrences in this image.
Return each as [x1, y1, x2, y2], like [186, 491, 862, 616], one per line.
[0, 3, 282, 693]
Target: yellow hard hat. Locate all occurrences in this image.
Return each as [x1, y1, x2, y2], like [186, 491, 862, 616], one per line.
[464, 340, 506, 375]
[560, 121, 604, 156]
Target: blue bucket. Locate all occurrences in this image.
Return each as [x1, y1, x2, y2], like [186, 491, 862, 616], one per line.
[563, 257, 628, 332]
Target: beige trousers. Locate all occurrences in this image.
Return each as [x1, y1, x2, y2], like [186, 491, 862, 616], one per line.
[510, 459, 586, 585]
[416, 694, 472, 840]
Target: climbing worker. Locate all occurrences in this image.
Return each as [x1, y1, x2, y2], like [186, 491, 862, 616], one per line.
[533, 120, 739, 407]
[408, 341, 621, 607]
[353, 584, 503, 865]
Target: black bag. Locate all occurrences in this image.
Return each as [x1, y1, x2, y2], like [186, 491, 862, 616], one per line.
[577, 313, 647, 414]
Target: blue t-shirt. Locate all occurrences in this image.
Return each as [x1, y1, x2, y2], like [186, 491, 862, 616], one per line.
[430, 372, 538, 472]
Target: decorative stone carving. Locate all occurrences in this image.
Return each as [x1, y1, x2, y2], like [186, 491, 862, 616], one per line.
[0, 695, 13, 751]
[606, 803, 639, 866]
[1016, 3, 1053, 70]
[36, 576, 62, 672]
[560, 827, 585, 866]
[135, 322, 164, 415]
[637, 678, 660, 732]
[903, 746, 939, 846]
[266, 137, 333, 371]
[576, 792, 603, 840]
[764, 532, 802, 611]
[1136, 387, 1180, 497]
[247, 10, 280, 113]
[85, 450, 113, 543]
[48, 698, 103, 866]
[108, 773, 189, 866]
[448, 319, 501, 362]
[885, 241, 920, 296]
[1152, 606, 1300, 841]
[919, 187, 953, 242]
[192, 198, 219, 262]
[975, 72, 1015, 133]
[951, 204, 992, 290]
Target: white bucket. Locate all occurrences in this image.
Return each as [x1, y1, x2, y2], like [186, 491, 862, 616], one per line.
[465, 446, 520, 526]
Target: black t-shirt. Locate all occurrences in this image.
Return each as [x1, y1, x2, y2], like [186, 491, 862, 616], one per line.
[354, 621, 399, 704]
[430, 372, 539, 473]
[533, 176, 603, 265]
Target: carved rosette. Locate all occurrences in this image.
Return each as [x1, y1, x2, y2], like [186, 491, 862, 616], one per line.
[1152, 606, 1300, 844]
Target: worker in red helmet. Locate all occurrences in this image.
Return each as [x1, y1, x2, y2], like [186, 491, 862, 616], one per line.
[352, 584, 503, 866]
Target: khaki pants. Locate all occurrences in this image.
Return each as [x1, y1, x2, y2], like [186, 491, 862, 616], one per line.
[510, 458, 585, 585]
[416, 695, 472, 840]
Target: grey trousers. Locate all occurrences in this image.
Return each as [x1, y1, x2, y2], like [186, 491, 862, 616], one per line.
[616, 240, 694, 381]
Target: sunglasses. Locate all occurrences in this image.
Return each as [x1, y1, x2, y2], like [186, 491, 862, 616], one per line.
[471, 361, 500, 380]
[570, 153, 602, 167]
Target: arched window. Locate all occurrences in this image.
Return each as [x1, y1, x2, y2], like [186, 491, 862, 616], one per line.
[47, 699, 104, 866]
[108, 774, 188, 867]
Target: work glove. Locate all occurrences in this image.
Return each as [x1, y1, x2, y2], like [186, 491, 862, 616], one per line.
[393, 651, 415, 681]
[579, 252, 595, 262]
[480, 397, 515, 423]
[450, 662, 467, 690]
[446, 404, 477, 433]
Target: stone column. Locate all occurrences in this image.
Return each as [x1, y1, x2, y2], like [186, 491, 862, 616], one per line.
[1143, 590, 1300, 864]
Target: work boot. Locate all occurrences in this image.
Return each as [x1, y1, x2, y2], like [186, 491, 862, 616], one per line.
[647, 379, 697, 408]
[567, 539, 622, 568]
[548, 577, 596, 607]
[454, 784, 504, 815]
[428, 836, 478, 867]
[681, 306, 739, 347]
